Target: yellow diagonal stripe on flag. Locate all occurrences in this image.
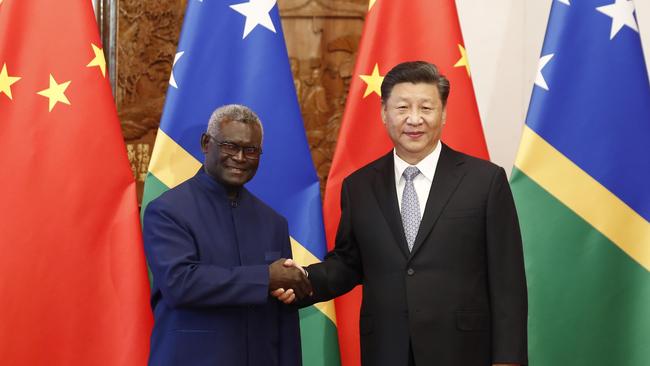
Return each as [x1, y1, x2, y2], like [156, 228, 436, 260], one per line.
[291, 237, 337, 324]
[149, 129, 202, 189]
[515, 126, 650, 271]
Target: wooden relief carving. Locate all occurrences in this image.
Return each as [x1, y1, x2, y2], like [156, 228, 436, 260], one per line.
[116, 0, 186, 201]
[108, 0, 365, 201]
[280, 0, 365, 195]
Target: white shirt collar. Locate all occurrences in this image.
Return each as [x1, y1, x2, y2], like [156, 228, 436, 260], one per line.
[393, 142, 442, 183]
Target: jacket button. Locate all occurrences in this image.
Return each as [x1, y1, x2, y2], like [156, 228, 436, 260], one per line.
[407, 268, 415, 276]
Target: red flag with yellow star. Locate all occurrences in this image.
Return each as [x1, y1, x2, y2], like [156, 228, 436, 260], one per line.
[324, 1, 489, 365]
[0, 1, 152, 364]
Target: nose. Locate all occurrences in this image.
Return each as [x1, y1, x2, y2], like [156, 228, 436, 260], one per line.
[406, 110, 423, 125]
[230, 149, 246, 162]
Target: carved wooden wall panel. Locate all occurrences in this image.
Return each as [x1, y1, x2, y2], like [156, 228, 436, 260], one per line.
[280, 0, 365, 195]
[114, 0, 186, 202]
[106, 0, 365, 201]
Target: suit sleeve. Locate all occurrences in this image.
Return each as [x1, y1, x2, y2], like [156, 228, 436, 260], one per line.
[143, 199, 269, 308]
[304, 179, 363, 305]
[486, 167, 528, 364]
[278, 220, 303, 366]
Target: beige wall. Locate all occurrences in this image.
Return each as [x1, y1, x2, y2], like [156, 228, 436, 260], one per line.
[456, 0, 650, 175]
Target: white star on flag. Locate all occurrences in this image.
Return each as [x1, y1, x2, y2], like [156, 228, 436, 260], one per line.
[596, 0, 639, 40]
[169, 51, 184, 89]
[535, 54, 554, 91]
[230, 0, 277, 39]
[558, 0, 570, 5]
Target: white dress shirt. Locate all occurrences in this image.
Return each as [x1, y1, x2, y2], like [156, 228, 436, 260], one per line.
[393, 142, 442, 220]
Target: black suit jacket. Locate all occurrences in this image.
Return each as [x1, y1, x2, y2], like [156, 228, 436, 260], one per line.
[305, 144, 527, 366]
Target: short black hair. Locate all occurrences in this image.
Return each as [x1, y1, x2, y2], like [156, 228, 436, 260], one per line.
[380, 61, 450, 106]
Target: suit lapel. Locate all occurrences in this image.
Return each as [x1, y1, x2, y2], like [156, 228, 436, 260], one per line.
[409, 144, 466, 259]
[372, 152, 411, 259]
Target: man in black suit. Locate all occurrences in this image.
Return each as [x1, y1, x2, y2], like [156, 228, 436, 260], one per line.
[275, 61, 527, 366]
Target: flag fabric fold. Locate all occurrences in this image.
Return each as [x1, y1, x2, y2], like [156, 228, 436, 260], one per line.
[0, 0, 152, 364]
[323, 1, 489, 365]
[142, 1, 340, 365]
[511, 0, 650, 364]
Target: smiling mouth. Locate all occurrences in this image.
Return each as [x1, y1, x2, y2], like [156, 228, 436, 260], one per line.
[226, 166, 246, 174]
[404, 132, 424, 138]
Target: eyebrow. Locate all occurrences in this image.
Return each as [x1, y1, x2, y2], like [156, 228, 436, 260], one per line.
[393, 97, 436, 103]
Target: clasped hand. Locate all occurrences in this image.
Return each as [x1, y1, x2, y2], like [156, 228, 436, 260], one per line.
[268, 258, 311, 303]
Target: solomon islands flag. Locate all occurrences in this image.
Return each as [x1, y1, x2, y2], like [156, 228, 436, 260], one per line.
[511, 0, 650, 364]
[142, 1, 340, 365]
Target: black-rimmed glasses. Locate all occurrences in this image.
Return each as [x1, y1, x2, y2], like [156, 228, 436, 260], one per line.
[208, 136, 262, 160]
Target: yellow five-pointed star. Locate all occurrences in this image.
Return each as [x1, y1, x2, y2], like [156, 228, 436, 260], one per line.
[368, 0, 377, 10]
[453, 44, 471, 77]
[37, 74, 71, 112]
[0, 63, 21, 100]
[87, 43, 106, 77]
[359, 63, 384, 98]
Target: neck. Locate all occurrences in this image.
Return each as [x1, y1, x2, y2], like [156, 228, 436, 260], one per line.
[203, 167, 241, 200]
[226, 187, 239, 201]
[396, 143, 438, 165]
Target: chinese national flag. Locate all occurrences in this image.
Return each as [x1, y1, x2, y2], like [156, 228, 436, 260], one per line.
[324, 1, 489, 365]
[0, 1, 152, 364]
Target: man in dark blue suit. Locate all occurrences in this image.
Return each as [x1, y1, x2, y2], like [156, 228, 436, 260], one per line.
[143, 104, 310, 366]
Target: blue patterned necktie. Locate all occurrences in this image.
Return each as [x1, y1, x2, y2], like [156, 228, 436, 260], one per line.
[401, 166, 421, 251]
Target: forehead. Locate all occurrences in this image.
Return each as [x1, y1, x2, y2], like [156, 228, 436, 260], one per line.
[217, 119, 262, 143]
[387, 82, 440, 103]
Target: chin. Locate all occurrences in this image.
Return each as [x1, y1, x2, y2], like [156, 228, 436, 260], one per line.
[225, 178, 249, 187]
[402, 144, 428, 155]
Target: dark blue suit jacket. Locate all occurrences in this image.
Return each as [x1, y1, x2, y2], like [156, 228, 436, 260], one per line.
[143, 168, 301, 366]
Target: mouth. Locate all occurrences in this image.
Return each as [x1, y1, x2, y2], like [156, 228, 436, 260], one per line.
[225, 166, 247, 174]
[404, 131, 424, 139]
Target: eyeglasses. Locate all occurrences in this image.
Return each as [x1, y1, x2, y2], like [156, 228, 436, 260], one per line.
[208, 136, 262, 160]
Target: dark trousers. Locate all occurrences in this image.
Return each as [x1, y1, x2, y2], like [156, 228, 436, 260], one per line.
[408, 340, 416, 366]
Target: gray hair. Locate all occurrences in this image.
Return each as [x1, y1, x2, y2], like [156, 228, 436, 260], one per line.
[206, 104, 264, 142]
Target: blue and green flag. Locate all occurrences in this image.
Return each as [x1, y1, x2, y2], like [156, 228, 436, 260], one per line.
[511, 0, 650, 364]
[142, 1, 340, 364]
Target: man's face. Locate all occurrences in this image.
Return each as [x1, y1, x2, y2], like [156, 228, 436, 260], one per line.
[381, 82, 446, 164]
[201, 119, 262, 189]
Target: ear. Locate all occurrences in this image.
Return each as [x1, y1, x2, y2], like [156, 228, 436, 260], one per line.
[380, 104, 387, 124]
[200, 134, 210, 153]
[442, 106, 447, 125]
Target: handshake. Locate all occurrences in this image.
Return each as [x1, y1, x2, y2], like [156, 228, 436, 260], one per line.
[268, 258, 311, 304]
